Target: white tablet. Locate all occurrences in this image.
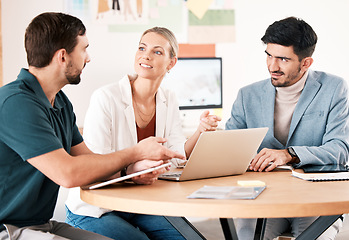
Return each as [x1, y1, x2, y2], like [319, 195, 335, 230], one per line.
[87, 162, 172, 190]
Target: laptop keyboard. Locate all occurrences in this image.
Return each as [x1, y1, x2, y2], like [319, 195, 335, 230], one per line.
[160, 172, 182, 178]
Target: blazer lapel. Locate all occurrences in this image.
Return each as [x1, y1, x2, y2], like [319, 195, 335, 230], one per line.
[261, 82, 276, 134]
[120, 75, 138, 145]
[287, 71, 321, 143]
[155, 88, 167, 138]
[261, 80, 285, 148]
[124, 106, 137, 145]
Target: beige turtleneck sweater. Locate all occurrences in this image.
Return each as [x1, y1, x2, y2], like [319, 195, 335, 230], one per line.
[274, 71, 308, 146]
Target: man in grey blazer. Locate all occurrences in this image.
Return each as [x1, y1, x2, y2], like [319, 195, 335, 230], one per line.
[226, 17, 349, 240]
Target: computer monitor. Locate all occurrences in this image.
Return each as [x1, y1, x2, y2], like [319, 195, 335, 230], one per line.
[161, 57, 223, 110]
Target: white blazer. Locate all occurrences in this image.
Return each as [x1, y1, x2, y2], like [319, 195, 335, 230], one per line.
[65, 75, 186, 217]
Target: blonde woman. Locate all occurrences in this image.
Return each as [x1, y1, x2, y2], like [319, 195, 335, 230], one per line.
[65, 27, 221, 240]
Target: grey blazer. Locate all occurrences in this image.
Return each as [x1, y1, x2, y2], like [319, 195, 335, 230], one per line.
[226, 70, 349, 167]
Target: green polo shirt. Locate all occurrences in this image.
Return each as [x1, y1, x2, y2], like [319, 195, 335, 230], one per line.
[0, 68, 83, 227]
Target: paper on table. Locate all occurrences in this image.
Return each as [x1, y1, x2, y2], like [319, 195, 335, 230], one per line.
[187, 185, 266, 200]
[292, 170, 349, 181]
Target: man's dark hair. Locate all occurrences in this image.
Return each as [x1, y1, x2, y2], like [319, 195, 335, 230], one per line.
[261, 17, 317, 60]
[25, 12, 86, 68]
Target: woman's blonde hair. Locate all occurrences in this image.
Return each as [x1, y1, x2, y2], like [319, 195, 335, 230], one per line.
[141, 27, 178, 58]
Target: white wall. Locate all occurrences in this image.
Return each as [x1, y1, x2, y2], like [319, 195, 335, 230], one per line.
[2, 0, 349, 127]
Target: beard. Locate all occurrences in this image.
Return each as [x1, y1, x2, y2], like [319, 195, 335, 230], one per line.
[66, 74, 81, 85]
[270, 66, 302, 87]
[65, 61, 85, 85]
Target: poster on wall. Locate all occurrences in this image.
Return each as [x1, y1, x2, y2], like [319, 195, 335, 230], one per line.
[64, 0, 92, 21]
[64, 0, 235, 43]
[64, 0, 184, 33]
[93, 0, 150, 25]
[186, 0, 235, 43]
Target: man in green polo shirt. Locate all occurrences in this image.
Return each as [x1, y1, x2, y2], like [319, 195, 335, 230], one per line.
[0, 12, 185, 240]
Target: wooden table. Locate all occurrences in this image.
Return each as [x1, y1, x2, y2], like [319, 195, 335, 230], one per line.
[81, 169, 349, 239]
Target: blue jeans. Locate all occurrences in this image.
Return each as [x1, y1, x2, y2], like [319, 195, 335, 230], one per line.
[65, 206, 186, 240]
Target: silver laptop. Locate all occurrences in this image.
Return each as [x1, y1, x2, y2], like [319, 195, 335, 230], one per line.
[159, 127, 268, 181]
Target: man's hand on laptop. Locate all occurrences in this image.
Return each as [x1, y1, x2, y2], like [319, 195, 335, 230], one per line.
[249, 148, 292, 172]
[135, 137, 186, 161]
[128, 160, 170, 185]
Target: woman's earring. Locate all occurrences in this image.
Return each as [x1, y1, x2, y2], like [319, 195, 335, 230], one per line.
[167, 70, 170, 73]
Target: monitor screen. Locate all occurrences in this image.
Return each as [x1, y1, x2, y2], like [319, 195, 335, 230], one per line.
[161, 57, 223, 110]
